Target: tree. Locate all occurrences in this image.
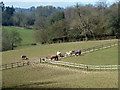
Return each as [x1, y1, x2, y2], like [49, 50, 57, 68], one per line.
[2, 6, 15, 26]
[0, 2, 4, 12]
[35, 6, 56, 18]
[34, 29, 48, 44]
[12, 11, 35, 27]
[2, 30, 11, 51]
[2, 30, 22, 51]
[50, 11, 65, 25]
[49, 20, 69, 42]
[107, 3, 120, 38]
[34, 17, 48, 30]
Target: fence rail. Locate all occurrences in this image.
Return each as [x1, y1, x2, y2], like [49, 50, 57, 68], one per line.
[39, 42, 119, 71]
[0, 41, 119, 71]
[0, 61, 30, 70]
[80, 42, 118, 55]
[41, 60, 120, 71]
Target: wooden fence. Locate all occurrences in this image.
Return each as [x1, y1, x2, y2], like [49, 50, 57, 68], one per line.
[0, 42, 119, 71]
[40, 60, 120, 71]
[0, 61, 30, 70]
[39, 42, 119, 71]
[80, 42, 118, 55]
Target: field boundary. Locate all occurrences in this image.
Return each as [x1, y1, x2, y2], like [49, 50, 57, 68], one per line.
[80, 42, 118, 55]
[40, 41, 119, 71]
[1, 42, 119, 71]
[41, 60, 120, 71]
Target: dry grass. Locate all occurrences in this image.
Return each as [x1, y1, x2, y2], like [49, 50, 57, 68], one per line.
[2, 63, 118, 88]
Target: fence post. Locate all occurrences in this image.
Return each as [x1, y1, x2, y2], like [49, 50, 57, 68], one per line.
[17, 62, 20, 67]
[111, 65, 112, 71]
[104, 66, 106, 71]
[27, 61, 30, 65]
[23, 61, 25, 66]
[100, 65, 101, 71]
[0, 65, 1, 70]
[5, 64, 8, 69]
[11, 63, 14, 68]
[84, 65, 85, 70]
[40, 58, 41, 63]
[94, 65, 95, 71]
[87, 65, 88, 71]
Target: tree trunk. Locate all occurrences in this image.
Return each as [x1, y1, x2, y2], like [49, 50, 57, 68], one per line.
[85, 34, 88, 41]
[11, 43, 14, 50]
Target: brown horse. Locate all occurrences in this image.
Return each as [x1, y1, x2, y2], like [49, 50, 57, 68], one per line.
[50, 55, 58, 61]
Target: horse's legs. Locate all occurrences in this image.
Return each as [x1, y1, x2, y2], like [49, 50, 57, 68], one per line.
[51, 58, 52, 61]
[56, 56, 58, 61]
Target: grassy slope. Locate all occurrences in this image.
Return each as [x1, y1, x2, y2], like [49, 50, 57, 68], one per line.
[2, 26, 35, 45]
[2, 64, 118, 88]
[2, 39, 117, 64]
[62, 46, 118, 65]
[2, 40, 118, 88]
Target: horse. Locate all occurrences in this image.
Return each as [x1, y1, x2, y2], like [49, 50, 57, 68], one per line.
[57, 51, 62, 57]
[57, 51, 64, 57]
[65, 51, 72, 57]
[50, 55, 58, 61]
[21, 55, 28, 60]
[74, 50, 81, 56]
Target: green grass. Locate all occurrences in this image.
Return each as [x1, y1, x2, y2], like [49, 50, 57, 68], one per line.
[62, 46, 118, 65]
[2, 39, 117, 64]
[2, 40, 118, 88]
[2, 26, 35, 45]
[2, 64, 118, 88]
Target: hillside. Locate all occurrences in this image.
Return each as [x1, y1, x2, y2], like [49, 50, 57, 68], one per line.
[2, 26, 35, 46]
[2, 39, 117, 64]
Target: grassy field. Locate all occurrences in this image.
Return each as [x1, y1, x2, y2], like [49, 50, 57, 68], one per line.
[2, 39, 117, 64]
[62, 46, 118, 65]
[2, 64, 118, 88]
[2, 26, 35, 45]
[2, 39, 118, 88]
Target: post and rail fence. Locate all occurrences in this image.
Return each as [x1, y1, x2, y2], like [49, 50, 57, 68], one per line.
[0, 42, 119, 71]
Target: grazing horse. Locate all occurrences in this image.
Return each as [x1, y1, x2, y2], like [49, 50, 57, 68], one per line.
[57, 51, 64, 57]
[50, 55, 58, 61]
[65, 51, 72, 57]
[21, 55, 28, 60]
[57, 51, 62, 57]
[74, 50, 81, 56]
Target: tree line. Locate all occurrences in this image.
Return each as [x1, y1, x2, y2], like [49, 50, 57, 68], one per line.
[34, 2, 119, 44]
[1, 1, 120, 51]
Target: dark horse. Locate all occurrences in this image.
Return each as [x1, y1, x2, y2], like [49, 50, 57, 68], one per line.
[74, 50, 81, 56]
[50, 55, 58, 61]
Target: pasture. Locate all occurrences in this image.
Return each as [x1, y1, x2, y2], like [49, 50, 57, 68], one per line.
[2, 39, 117, 64]
[2, 39, 118, 88]
[2, 26, 35, 46]
[2, 64, 118, 88]
[62, 46, 118, 65]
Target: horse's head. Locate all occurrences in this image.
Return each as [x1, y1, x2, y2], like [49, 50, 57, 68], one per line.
[72, 50, 75, 52]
